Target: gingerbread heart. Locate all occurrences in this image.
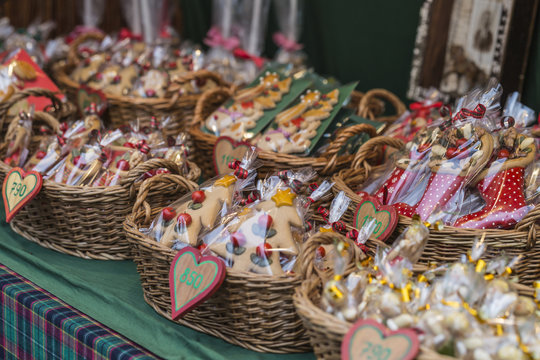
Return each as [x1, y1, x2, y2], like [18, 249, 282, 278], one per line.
[3, 167, 43, 223]
[353, 196, 397, 241]
[213, 136, 251, 175]
[341, 319, 419, 360]
[169, 247, 226, 319]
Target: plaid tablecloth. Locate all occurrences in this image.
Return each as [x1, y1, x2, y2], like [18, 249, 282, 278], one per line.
[0, 264, 158, 360]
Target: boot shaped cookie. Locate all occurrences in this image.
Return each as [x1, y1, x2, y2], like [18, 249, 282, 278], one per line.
[394, 123, 494, 221]
[371, 128, 437, 205]
[454, 129, 536, 229]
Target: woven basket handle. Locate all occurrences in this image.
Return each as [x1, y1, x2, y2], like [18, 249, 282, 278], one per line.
[351, 136, 405, 170]
[0, 88, 65, 133]
[192, 86, 235, 127]
[320, 123, 378, 174]
[4, 111, 61, 144]
[120, 158, 185, 187]
[67, 32, 105, 67]
[131, 173, 198, 224]
[298, 232, 363, 281]
[358, 88, 407, 123]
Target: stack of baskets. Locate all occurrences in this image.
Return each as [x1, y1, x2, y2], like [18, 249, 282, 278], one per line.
[0, 89, 201, 260]
[52, 32, 230, 135]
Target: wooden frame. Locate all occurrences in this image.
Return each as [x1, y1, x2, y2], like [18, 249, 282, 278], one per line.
[408, 0, 539, 101]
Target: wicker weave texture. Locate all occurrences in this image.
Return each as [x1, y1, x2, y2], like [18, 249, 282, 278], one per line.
[123, 173, 311, 353]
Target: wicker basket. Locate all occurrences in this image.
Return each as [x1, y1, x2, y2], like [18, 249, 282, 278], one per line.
[332, 136, 540, 286]
[124, 173, 313, 353]
[0, 88, 201, 259]
[293, 231, 534, 360]
[190, 86, 379, 178]
[0, 87, 76, 136]
[52, 32, 229, 135]
[356, 88, 407, 126]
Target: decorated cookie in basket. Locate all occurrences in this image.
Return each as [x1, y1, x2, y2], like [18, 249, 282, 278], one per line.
[201, 168, 317, 275]
[393, 116, 494, 221]
[204, 71, 292, 139]
[454, 124, 536, 229]
[149, 149, 259, 248]
[4, 110, 33, 167]
[256, 88, 339, 154]
[71, 53, 108, 84]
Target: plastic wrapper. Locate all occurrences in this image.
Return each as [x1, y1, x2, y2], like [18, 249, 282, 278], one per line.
[384, 88, 443, 143]
[47, 143, 106, 186]
[256, 88, 340, 154]
[234, 0, 271, 83]
[121, 0, 176, 44]
[204, 71, 292, 139]
[321, 231, 540, 359]
[77, 0, 105, 28]
[200, 167, 316, 275]
[272, 0, 306, 71]
[4, 110, 33, 167]
[147, 148, 259, 249]
[24, 135, 63, 174]
[503, 92, 536, 128]
[204, 0, 243, 84]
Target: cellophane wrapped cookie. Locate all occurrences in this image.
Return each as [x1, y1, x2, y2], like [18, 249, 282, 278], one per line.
[198, 167, 318, 275]
[359, 82, 509, 226]
[384, 88, 443, 143]
[18, 107, 192, 187]
[146, 148, 260, 250]
[321, 221, 540, 359]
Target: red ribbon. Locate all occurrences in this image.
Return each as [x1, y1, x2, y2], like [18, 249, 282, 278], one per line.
[452, 104, 486, 122]
[228, 159, 248, 179]
[119, 28, 143, 42]
[233, 48, 265, 68]
[409, 101, 443, 119]
[204, 26, 240, 51]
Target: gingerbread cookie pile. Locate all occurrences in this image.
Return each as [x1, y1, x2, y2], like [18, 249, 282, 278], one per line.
[360, 83, 538, 229]
[4, 105, 192, 186]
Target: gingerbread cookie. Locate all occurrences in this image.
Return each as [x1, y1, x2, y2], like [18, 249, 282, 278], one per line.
[256, 89, 339, 154]
[205, 72, 292, 139]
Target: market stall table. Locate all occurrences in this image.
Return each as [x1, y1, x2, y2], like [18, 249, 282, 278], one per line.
[0, 219, 315, 360]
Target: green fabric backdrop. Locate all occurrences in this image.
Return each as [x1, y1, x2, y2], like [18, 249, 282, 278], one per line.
[180, 0, 540, 112]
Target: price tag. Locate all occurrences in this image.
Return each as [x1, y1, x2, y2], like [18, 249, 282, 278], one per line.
[353, 195, 397, 242]
[77, 85, 107, 116]
[341, 319, 419, 360]
[213, 136, 251, 176]
[169, 247, 226, 319]
[2, 168, 43, 223]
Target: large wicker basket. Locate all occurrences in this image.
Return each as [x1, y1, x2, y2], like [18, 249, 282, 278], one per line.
[0, 91, 201, 260]
[332, 136, 540, 286]
[293, 231, 534, 360]
[124, 173, 312, 353]
[190, 86, 379, 178]
[52, 32, 229, 135]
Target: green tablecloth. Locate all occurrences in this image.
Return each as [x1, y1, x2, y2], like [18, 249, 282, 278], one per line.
[0, 220, 315, 360]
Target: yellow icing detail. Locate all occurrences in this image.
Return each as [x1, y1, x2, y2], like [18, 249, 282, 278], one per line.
[271, 188, 296, 207]
[214, 175, 237, 188]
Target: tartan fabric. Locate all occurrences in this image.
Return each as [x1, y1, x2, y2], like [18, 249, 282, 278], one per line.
[0, 264, 159, 360]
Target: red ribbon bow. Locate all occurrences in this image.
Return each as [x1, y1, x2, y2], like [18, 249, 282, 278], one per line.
[233, 48, 265, 69]
[452, 104, 487, 122]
